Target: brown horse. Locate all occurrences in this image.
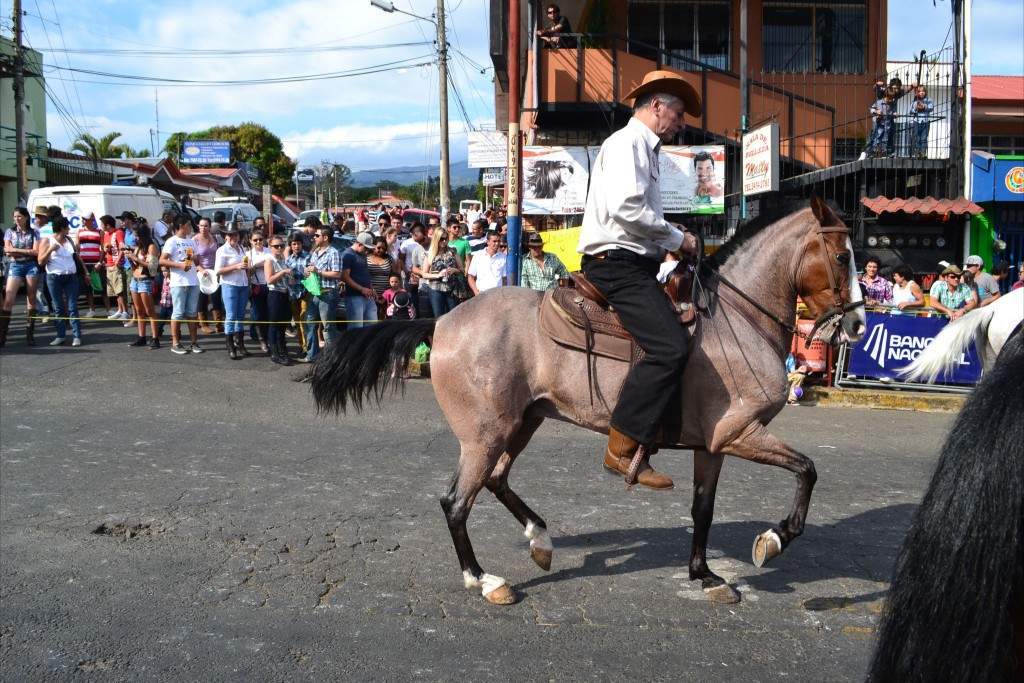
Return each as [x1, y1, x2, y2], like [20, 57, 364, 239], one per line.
[311, 195, 866, 605]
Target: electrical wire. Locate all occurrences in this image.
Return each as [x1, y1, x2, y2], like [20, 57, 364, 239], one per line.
[38, 41, 434, 58]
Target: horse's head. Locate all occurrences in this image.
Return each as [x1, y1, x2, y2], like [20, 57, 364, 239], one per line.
[794, 195, 866, 346]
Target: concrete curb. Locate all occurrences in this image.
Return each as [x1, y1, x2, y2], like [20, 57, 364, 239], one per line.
[801, 386, 965, 412]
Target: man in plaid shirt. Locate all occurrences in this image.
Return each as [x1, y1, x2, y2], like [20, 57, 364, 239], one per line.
[928, 265, 977, 321]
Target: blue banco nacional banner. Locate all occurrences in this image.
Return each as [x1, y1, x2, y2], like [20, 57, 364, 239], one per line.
[849, 312, 982, 384]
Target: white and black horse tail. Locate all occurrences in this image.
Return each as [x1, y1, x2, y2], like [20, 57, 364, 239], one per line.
[869, 327, 1024, 682]
[899, 305, 998, 382]
[310, 319, 437, 415]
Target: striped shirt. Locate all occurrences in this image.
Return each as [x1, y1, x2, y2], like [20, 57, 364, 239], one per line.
[77, 225, 103, 264]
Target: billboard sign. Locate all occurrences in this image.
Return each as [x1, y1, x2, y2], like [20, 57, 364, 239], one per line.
[522, 146, 589, 215]
[468, 131, 508, 169]
[181, 140, 231, 165]
[295, 168, 316, 184]
[660, 145, 726, 214]
[742, 123, 780, 196]
[848, 312, 981, 383]
[482, 170, 506, 186]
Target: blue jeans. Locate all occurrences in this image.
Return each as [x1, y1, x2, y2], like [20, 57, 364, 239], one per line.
[864, 121, 890, 156]
[427, 287, 457, 316]
[344, 293, 378, 329]
[911, 122, 930, 156]
[171, 285, 200, 321]
[305, 288, 339, 359]
[46, 273, 82, 340]
[221, 284, 249, 334]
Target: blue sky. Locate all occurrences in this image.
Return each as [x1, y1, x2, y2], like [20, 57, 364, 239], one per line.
[4, 0, 1021, 173]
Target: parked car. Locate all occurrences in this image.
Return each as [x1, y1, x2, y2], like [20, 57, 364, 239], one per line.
[397, 208, 440, 229]
[196, 201, 260, 232]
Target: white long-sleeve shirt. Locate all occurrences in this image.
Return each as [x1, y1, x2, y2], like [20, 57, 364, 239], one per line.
[577, 117, 684, 259]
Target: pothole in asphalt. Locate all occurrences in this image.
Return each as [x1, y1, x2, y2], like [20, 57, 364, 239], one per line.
[93, 522, 153, 540]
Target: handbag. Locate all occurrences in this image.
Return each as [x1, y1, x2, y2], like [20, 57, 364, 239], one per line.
[452, 273, 473, 301]
[301, 272, 322, 297]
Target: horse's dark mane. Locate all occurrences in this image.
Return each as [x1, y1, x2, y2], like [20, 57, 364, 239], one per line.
[707, 201, 807, 268]
[869, 330, 1024, 682]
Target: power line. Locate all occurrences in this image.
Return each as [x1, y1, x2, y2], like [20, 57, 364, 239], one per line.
[34, 41, 434, 58]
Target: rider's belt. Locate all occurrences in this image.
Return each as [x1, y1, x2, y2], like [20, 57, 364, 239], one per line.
[595, 249, 642, 261]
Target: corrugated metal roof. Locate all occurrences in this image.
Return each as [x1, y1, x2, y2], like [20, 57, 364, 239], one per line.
[972, 76, 1024, 104]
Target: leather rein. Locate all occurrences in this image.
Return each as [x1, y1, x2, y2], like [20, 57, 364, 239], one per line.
[695, 224, 861, 358]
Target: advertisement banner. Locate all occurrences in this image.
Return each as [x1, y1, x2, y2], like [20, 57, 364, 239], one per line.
[181, 140, 231, 165]
[468, 131, 508, 169]
[522, 146, 589, 215]
[848, 312, 981, 383]
[482, 170, 506, 186]
[537, 226, 583, 272]
[742, 123, 780, 196]
[659, 145, 726, 214]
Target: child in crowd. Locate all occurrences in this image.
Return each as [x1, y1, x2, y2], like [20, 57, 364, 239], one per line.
[860, 88, 896, 160]
[387, 290, 416, 320]
[908, 85, 934, 158]
[786, 353, 809, 405]
[382, 275, 403, 308]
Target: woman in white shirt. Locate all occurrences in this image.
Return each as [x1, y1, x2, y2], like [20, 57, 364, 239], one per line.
[247, 230, 271, 353]
[214, 225, 255, 359]
[37, 217, 83, 346]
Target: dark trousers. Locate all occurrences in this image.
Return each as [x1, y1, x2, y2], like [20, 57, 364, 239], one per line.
[267, 291, 290, 354]
[249, 286, 269, 339]
[583, 255, 688, 445]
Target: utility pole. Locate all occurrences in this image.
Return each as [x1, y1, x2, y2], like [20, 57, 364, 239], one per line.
[436, 0, 451, 221]
[13, 0, 28, 204]
[505, 0, 522, 285]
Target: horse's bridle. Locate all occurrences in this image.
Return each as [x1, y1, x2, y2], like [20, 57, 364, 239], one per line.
[699, 223, 862, 354]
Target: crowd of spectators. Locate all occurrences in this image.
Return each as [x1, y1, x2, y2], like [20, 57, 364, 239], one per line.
[0, 203, 572, 360]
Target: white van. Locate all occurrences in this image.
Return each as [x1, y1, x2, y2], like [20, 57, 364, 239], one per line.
[27, 185, 179, 233]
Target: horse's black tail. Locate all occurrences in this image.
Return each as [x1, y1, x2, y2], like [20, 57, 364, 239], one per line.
[309, 319, 437, 414]
[868, 327, 1024, 682]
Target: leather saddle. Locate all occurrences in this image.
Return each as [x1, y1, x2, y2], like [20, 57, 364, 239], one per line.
[538, 264, 698, 364]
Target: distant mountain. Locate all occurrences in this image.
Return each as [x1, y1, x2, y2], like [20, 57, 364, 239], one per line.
[351, 159, 479, 188]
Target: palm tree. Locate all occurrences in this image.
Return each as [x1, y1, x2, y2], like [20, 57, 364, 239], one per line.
[70, 131, 127, 160]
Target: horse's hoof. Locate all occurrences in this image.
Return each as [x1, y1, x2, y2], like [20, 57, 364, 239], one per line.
[752, 529, 782, 567]
[531, 546, 552, 571]
[703, 583, 741, 604]
[484, 584, 517, 605]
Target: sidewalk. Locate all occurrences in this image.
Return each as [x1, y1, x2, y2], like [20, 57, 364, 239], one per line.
[802, 385, 965, 412]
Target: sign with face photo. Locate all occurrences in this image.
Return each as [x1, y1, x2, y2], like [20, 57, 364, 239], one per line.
[659, 145, 726, 214]
[522, 146, 590, 215]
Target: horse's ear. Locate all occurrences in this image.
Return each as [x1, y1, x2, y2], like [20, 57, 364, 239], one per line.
[809, 193, 839, 227]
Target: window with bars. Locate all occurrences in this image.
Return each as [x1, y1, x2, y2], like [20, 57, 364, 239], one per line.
[762, 2, 866, 73]
[627, 1, 731, 71]
[972, 135, 1024, 156]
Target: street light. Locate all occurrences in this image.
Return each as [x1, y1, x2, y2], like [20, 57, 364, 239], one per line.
[371, 0, 451, 222]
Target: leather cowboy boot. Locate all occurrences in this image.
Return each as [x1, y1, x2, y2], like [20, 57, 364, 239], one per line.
[225, 334, 240, 360]
[197, 313, 213, 334]
[255, 326, 269, 353]
[0, 310, 11, 347]
[233, 331, 252, 357]
[25, 311, 36, 346]
[603, 427, 674, 490]
[212, 310, 224, 333]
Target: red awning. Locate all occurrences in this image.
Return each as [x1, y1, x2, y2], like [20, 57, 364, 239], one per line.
[860, 196, 984, 217]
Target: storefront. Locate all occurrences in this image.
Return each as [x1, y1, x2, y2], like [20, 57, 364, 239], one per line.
[971, 153, 1024, 289]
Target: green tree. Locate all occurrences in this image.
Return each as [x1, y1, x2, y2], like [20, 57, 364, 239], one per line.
[71, 131, 131, 164]
[163, 122, 297, 196]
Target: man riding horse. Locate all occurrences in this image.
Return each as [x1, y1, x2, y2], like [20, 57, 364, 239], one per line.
[578, 70, 702, 490]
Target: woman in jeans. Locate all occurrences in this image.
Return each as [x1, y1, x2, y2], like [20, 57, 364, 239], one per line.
[1, 206, 41, 346]
[36, 217, 82, 346]
[124, 221, 161, 349]
[263, 236, 294, 365]
[420, 227, 464, 316]
[214, 224, 254, 359]
[247, 230, 271, 352]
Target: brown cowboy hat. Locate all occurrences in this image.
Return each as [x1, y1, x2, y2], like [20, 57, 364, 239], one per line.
[622, 70, 702, 117]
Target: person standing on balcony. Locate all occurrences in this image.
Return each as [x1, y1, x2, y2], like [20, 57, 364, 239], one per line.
[859, 88, 896, 160]
[536, 4, 576, 49]
[908, 85, 934, 159]
[577, 70, 702, 490]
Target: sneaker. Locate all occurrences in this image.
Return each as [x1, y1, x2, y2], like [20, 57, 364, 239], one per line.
[170, 343, 189, 355]
[128, 337, 148, 348]
[107, 311, 121, 320]
[40, 316, 51, 324]
[123, 319, 136, 327]
[72, 337, 82, 347]
[857, 152, 867, 161]
[149, 338, 161, 350]
[84, 310, 97, 319]
[49, 337, 66, 346]
[295, 356, 313, 364]
[284, 329, 297, 338]
[190, 342, 204, 354]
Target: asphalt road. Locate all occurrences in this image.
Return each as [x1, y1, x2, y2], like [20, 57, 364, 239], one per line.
[0, 319, 955, 682]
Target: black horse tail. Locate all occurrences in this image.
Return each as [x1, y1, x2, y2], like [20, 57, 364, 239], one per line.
[310, 319, 437, 414]
[868, 328, 1024, 682]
